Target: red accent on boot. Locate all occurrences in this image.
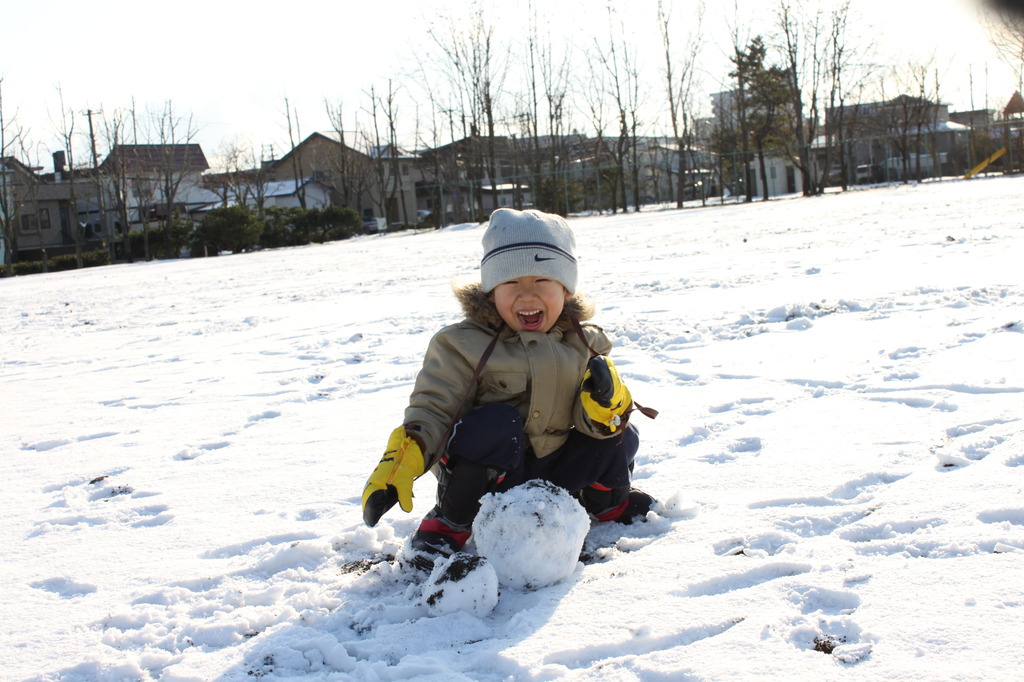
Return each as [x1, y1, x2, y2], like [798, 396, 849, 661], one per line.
[594, 499, 629, 522]
[419, 517, 471, 547]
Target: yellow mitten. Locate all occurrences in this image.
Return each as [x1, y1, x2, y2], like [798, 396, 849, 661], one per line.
[580, 355, 632, 432]
[362, 426, 425, 527]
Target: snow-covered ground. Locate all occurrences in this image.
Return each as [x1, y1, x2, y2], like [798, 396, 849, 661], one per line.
[3, 177, 1023, 681]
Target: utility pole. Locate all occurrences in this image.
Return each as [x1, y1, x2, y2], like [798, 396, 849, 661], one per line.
[85, 109, 113, 261]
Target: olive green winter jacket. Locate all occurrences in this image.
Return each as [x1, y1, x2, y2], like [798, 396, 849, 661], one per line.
[404, 282, 615, 470]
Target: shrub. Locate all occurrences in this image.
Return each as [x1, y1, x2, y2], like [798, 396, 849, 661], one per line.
[194, 205, 263, 255]
[319, 205, 361, 241]
[5, 249, 111, 277]
[258, 205, 363, 249]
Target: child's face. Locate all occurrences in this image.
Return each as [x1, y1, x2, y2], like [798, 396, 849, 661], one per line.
[491, 277, 571, 333]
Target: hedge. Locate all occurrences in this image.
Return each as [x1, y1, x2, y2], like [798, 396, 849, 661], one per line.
[3, 249, 112, 277]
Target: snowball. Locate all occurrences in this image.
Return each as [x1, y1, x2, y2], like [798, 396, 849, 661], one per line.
[473, 480, 590, 590]
[421, 553, 498, 617]
[660, 492, 699, 519]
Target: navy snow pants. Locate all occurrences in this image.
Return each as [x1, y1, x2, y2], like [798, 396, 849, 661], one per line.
[432, 403, 639, 528]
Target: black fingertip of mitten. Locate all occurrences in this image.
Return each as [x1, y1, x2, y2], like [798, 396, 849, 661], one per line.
[363, 486, 399, 527]
[586, 356, 614, 407]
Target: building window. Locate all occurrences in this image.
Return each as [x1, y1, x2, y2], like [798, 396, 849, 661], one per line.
[39, 208, 51, 229]
[20, 214, 38, 234]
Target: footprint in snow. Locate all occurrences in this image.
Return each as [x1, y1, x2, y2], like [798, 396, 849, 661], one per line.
[729, 437, 763, 453]
[887, 346, 925, 360]
[976, 508, 1024, 527]
[676, 562, 813, 598]
[713, 531, 797, 557]
[777, 584, 872, 664]
[245, 410, 281, 427]
[868, 395, 958, 412]
[33, 476, 170, 535]
[176, 441, 231, 460]
[30, 577, 98, 598]
[694, 437, 762, 464]
[932, 433, 1006, 469]
[131, 505, 173, 528]
[774, 507, 878, 539]
[708, 397, 773, 414]
[544, 616, 744, 670]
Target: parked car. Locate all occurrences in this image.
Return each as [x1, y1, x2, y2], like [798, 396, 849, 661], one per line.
[855, 164, 884, 185]
[362, 216, 387, 232]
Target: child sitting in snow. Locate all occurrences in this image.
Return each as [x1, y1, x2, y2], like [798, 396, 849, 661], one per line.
[361, 207, 656, 566]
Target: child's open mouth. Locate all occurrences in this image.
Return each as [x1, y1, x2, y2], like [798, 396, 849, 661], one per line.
[516, 309, 544, 330]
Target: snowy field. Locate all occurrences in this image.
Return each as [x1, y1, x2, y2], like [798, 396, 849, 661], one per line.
[2, 176, 1023, 681]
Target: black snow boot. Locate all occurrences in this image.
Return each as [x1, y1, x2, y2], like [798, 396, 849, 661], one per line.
[579, 485, 656, 525]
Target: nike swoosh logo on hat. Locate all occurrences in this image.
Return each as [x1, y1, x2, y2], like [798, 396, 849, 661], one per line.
[534, 254, 555, 261]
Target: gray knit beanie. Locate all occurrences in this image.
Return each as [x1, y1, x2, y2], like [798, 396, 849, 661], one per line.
[480, 208, 578, 294]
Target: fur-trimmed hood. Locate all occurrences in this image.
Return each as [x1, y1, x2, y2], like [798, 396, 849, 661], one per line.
[453, 281, 595, 331]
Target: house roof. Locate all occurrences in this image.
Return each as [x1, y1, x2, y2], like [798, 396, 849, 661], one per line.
[263, 178, 327, 198]
[1004, 91, 1024, 117]
[1, 156, 37, 175]
[368, 143, 418, 160]
[101, 144, 209, 173]
[271, 132, 373, 169]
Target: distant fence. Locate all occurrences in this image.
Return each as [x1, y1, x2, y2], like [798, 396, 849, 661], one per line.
[414, 119, 1023, 221]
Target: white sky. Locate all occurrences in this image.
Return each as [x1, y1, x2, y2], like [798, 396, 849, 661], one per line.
[1, 0, 1018, 171]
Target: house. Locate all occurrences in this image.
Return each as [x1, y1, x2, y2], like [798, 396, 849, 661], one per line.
[709, 87, 808, 199]
[259, 178, 333, 210]
[1, 153, 103, 262]
[93, 143, 210, 235]
[822, 96, 968, 183]
[418, 135, 538, 223]
[192, 177, 335, 218]
[268, 132, 421, 226]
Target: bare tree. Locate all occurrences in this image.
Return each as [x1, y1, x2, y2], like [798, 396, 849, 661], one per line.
[16, 134, 49, 272]
[428, 4, 507, 218]
[882, 59, 942, 182]
[729, 29, 758, 202]
[365, 85, 389, 223]
[592, 5, 643, 213]
[410, 58, 465, 225]
[659, 0, 705, 208]
[284, 97, 306, 209]
[776, 0, 830, 195]
[151, 101, 202, 256]
[208, 138, 246, 207]
[821, 1, 871, 191]
[814, 1, 854, 192]
[53, 86, 84, 267]
[579, 50, 612, 214]
[516, 3, 575, 214]
[910, 62, 944, 180]
[0, 78, 23, 274]
[984, 0, 1024, 91]
[325, 100, 355, 209]
[83, 107, 114, 261]
[245, 142, 276, 217]
[100, 108, 142, 260]
[326, 100, 375, 220]
[367, 81, 408, 225]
